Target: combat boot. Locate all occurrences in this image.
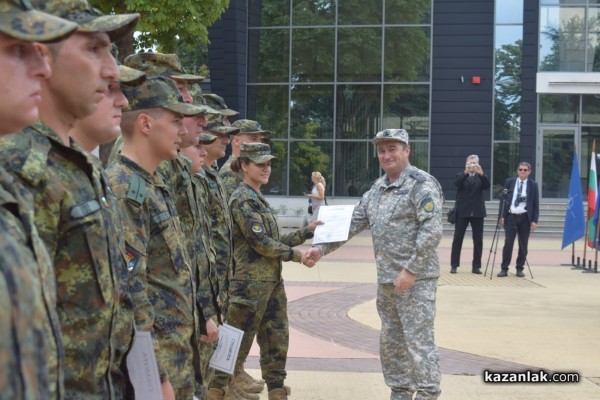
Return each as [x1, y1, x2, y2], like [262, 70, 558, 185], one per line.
[268, 386, 291, 400]
[207, 388, 226, 400]
[232, 369, 264, 393]
[240, 366, 265, 385]
[225, 380, 260, 400]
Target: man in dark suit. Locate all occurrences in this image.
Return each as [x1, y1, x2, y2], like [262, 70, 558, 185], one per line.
[450, 155, 490, 274]
[498, 161, 539, 277]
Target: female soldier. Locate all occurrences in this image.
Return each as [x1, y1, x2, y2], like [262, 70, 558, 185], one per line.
[208, 143, 320, 400]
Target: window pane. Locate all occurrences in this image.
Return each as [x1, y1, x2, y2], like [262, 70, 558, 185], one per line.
[263, 141, 288, 196]
[383, 84, 429, 140]
[337, 27, 382, 82]
[334, 141, 380, 196]
[249, 0, 290, 27]
[290, 84, 334, 139]
[582, 94, 600, 124]
[248, 29, 290, 83]
[288, 141, 332, 196]
[538, 94, 579, 123]
[408, 141, 429, 172]
[385, 0, 431, 24]
[338, 0, 382, 25]
[587, 7, 600, 71]
[542, 130, 574, 198]
[384, 27, 430, 82]
[492, 143, 520, 199]
[539, 6, 586, 72]
[495, 0, 523, 24]
[292, 28, 335, 82]
[292, 0, 336, 26]
[494, 84, 521, 141]
[336, 84, 381, 139]
[247, 85, 289, 139]
[541, 1, 589, 4]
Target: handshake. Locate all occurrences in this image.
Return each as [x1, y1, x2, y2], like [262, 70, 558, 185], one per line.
[300, 247, 322, 268]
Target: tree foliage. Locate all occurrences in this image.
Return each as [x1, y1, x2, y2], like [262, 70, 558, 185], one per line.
[92, 0, 230, 53]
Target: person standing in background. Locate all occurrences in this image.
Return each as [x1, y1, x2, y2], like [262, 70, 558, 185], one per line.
[450, 155, 490, 274]
[305, 171, 326, 221]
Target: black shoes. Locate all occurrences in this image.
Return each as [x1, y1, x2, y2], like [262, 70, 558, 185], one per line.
[450, 266, 457, 274]
[516, 270, 525, 277]
[472, 268, 482, 274]
[497, 270, 508, 277]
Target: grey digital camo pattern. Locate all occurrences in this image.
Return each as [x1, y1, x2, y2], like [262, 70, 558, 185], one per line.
[219, 155, 242, 197]
[0, 122, 131, 399]
[317, 164, 443, 400]
[0, 168, 62, 400]
[106, 154, 198, 391]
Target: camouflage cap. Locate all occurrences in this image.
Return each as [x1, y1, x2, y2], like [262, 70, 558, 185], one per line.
[31, 0, 139, 42]
[122, 76, 203, 117]
[118, 65, 145, 85]
[231, 119, 272, 137]
[203, 93, 238, 116]
[371, 129, 409, 145]
[205, 121, 240, 136]
[240, 142, 277, 164]
[124, 52, 205, 83]
[199, 132, 217, 145]
[188, 84, 220, 116]
[0, 0, 78, 42]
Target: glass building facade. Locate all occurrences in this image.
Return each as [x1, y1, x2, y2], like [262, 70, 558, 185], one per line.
[246, 0, 432, 197]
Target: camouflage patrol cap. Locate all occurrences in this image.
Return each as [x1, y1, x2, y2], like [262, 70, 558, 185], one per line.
[122, 76, 203, 116]
[0, 0, 77, 42]
[231, 119, 272, 137]
[110, 44, 145, 85]
[205, 121, 240, 136]
[188, 84, 220, 116]
[124, 52, 205, 83]
[371, 129, 409, 145]
[31, 0, 139, 42]
[199, 133, 217, 145]
[240, 142, 277, 164]
[203, 93, 238, 116]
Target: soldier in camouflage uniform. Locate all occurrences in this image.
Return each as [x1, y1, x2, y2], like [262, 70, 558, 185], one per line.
[203, 92, 239, 126]
[106, 76, 204, 400]
[208, 143, 320, 400]
[307, 129, 443, 400]
[0, 2, 76, 398]
[0, 1, 139, 399]
[220, 119, 272, 197]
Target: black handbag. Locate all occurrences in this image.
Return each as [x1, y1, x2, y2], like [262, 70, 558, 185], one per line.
[308, 205, 313, 215]
[447, 203, 457, 224]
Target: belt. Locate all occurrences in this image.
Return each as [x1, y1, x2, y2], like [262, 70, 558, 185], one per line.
[509, 211, 526, 215]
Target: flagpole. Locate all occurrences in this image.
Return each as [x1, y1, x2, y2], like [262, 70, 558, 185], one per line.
[583, 140, 596, 268]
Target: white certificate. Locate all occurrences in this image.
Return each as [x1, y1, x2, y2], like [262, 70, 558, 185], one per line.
[126, 331, 162, 400]
[312, 205, 355, 244]
[209, 323, 244, 375]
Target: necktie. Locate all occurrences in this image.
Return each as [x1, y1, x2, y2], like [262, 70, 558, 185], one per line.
[514, 180, 523, 207]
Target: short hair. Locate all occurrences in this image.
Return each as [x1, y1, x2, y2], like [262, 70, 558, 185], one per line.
[518, 161, 532, 171]
[120, 108, 164, 137]
[466, 154, 479, 162]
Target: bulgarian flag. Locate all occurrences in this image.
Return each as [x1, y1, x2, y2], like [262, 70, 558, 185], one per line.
[587, 144, 598, 248]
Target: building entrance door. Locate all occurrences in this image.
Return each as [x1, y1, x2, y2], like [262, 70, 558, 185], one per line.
[538, 127, 577, 199]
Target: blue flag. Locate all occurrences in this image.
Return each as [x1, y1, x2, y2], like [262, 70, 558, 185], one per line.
[562, 152, 585, 249]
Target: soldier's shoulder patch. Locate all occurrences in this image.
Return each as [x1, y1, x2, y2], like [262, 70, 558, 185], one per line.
[421, 197, 435, 213]
[124, 245, 141, 272]
[127, 174, 147, 205]
[251, 222, 264, 234]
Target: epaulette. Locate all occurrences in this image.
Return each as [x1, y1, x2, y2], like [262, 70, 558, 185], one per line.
[127, 174, 147, 205]
[409, 170, 426, 183]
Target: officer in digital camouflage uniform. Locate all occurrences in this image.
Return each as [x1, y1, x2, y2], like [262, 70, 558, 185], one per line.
[106, 76, 204, 400]
[220, 119, 272, 197]
[70, 61, 146, 398]
[0, 1, 139, 399]
[306, 129, 443, 400]
[208, 143, 320, 400]
[0, 2, 76, 398]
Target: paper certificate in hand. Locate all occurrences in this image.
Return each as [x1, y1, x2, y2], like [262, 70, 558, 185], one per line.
[312, 205, 355, 244]
[209, 323, 244, 374]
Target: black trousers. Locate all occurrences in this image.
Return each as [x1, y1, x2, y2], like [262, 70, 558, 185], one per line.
[450, 216, 484, 268]
[501, 213, 530, 270]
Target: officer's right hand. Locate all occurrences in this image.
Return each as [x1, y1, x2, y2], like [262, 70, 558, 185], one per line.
[161, 380, 175, 400]
[200, 319, 219, 344]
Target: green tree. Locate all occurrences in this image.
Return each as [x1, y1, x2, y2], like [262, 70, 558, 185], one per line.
[92, 0, 230, 56]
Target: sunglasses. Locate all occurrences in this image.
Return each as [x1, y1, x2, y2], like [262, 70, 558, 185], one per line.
[518, 168, 529, 171]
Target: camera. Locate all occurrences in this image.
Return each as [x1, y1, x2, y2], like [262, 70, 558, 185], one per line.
[469, 162, 476, 172]
[518, 196, 527, 203]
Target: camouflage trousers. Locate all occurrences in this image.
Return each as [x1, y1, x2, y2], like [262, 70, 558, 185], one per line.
[211, 279, 289, 390]
[376, 279, 441, 400]
[195, 316, 219, 400]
